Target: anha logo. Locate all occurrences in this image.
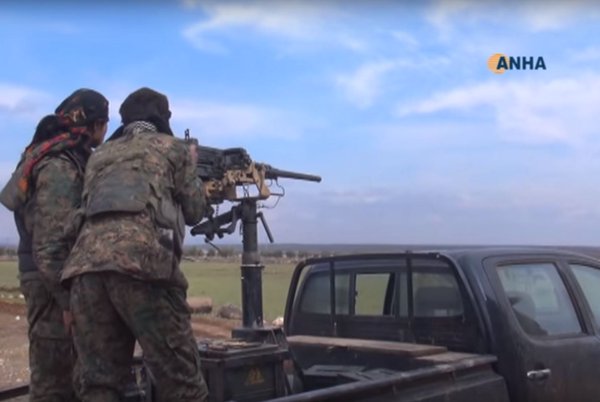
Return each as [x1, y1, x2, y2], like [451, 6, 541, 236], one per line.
[488, 53, 546, 74]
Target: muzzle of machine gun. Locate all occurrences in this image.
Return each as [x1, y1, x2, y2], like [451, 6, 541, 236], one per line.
[259, 164, 322, 183]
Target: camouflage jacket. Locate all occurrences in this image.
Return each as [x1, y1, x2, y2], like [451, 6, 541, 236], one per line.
[14, 149, 89, 310]
[61, 122, 206, 289]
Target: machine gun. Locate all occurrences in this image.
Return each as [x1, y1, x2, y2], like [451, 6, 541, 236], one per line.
[184, 129, 321, 243]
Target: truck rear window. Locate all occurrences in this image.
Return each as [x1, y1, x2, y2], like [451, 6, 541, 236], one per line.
[413, 267, 463, 318]
[298, 259, 464, 319]
[300, 271, 350, 315]
[289, 257, 480, 352]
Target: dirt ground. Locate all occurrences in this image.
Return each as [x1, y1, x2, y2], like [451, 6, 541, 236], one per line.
[0, 299, 238, 393]
[0, 301, 28, 390]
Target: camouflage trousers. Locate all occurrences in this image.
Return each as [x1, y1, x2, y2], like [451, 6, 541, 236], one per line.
[20, 278, 78, 402]
[69, 272, 209, 402]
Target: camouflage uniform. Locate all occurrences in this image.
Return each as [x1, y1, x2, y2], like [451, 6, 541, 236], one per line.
[0, 88, 108, 402]
[15, 149, 89, 402]
[62, 121, 209, 402]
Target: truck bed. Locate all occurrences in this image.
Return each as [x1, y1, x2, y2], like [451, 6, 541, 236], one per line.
[279, 335, 508, 402]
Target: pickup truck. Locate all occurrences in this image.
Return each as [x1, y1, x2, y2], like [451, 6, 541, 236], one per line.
[279, 247, 600, 402]
[2, 247, 599, 402]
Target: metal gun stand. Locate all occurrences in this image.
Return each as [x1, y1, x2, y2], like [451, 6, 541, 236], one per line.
[193, 198, 285, 343]
[231, 199, 287, 344]
[192, 199, 290, 402]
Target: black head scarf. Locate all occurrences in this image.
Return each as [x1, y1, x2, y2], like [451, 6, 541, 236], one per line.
[108, 87, 173, 141]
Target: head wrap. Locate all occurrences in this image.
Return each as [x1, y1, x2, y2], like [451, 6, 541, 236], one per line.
[0, 89, 108, 210]
[54, 88, 109, 135]
[107, 87, 173, 141]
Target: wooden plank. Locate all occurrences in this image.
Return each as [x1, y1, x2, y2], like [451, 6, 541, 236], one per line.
[286, 335, 447, 357]
[415, 351, 478, 363]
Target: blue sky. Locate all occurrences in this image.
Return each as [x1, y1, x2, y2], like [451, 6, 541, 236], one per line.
[1, 0, 600, 245]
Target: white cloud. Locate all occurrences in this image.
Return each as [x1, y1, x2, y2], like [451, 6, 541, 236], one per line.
[335, 60, 400, 109]
[396, 73, 600, 145]
[425, 0, 474, 39]
[182, 0, 366, 53]
[426, 0, 600, 36]
[571, 46, 600, 63]
[182, 23, 227, 53]
[0, 83, 51, 120]
[518, 2, 600, 32]
[335, 56, 450, 109]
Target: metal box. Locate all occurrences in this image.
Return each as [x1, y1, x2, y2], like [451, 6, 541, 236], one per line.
[198, 340, 288, 402]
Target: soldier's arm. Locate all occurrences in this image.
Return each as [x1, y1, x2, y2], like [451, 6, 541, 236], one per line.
[174, 141, 206, 226]
[31, 158, 81, 310]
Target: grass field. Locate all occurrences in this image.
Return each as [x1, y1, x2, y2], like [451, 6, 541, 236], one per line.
[181, 261, 296, 319]
[0, 260, 296, 320]
[0, 261, 19, 289]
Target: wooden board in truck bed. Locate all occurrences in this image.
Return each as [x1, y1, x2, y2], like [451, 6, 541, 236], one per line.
[286, 335, 448, 357]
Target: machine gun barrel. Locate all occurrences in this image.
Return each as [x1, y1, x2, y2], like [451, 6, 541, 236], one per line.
[260, 164, 322, 183]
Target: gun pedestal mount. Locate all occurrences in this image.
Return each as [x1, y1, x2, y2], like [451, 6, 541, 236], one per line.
[230, 199, 288, 345]
[191, 199, 289, 402]
[190, 199, 286, 344]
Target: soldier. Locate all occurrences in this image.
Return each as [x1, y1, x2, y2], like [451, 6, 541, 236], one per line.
[61, 88, 209, 402]
[0, 89, 109, 401]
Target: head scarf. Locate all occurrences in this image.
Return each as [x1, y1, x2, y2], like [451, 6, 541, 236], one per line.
[10, 89, 108, 208]
[53, 88, 109, 135]
[107, 87, 173, 141]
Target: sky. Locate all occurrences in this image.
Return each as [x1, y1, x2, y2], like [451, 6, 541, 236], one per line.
[1, 0, 600, 245]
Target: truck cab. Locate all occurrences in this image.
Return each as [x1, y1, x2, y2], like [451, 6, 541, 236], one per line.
[283, 248, 600, 402]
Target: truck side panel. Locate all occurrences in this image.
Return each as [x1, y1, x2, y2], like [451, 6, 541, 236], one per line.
[269, 356, 508, 402]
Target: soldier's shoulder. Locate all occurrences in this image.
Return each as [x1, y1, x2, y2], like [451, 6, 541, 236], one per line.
[91, 133, 187, 163]
[32, 154, 80, 190]
[35, 153, 78, 175]
[145, 133, 189, 156]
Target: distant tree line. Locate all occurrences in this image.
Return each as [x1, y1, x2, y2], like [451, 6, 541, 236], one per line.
[0, 246, 17, 257]
[182, 246, 334, 261]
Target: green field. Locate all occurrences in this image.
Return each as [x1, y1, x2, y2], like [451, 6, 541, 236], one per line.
[0, 261, 19, 289]
[181, 261, 296, 319]
[0, 260, 296, 320]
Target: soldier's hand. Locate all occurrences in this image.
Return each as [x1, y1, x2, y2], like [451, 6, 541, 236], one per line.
[63, 310, 74, 335]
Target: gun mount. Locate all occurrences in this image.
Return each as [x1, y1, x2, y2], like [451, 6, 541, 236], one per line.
[185, 130, 321, 339]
